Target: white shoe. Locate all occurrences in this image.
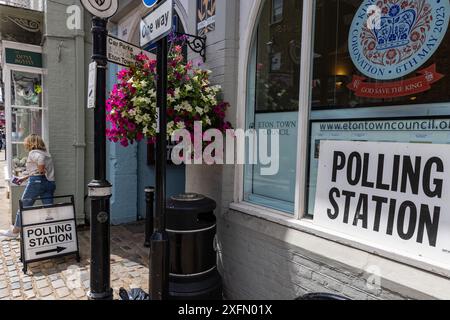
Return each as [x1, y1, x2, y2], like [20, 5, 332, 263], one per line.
[0, 228, 19, 240]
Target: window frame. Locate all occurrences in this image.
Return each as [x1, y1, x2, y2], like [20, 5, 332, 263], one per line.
[1, 41, 47, 182]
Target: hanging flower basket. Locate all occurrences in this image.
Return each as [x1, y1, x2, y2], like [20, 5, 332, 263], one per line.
[106, 38, 232, 148]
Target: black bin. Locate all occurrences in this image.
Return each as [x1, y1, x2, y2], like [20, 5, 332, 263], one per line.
[166, 193, 223, 300]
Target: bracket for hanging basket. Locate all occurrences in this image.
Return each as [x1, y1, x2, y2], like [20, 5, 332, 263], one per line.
[175, 32, 207, 62]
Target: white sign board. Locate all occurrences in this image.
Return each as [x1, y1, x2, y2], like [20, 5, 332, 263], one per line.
[80, 0, 118, 19]
[314, 141, 450, 269]
[21, 203, 79, 263]
[140, 0, 173, 47]
[107, 36, 155, 67]
[87, 61, 97, 109]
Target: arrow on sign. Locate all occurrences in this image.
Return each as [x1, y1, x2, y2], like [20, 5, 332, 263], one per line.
[36, 247, 67, 256]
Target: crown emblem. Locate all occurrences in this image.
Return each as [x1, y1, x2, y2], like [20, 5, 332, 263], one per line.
[374, 4, 417, 51]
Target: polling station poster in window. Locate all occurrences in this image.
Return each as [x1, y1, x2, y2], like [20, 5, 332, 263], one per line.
[313, 140, 450, 269]
[308, 118, 450, 217]
[197, 0, 216, 36]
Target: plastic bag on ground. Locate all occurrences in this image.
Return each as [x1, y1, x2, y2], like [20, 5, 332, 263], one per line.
[119, 288, 150, 300]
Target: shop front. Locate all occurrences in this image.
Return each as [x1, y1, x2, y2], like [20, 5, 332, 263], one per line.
[0, 2, 45, 222]
[185, 0, 450, 300]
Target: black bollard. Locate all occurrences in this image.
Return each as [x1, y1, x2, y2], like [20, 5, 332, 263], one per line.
[144, 187, 155, 248]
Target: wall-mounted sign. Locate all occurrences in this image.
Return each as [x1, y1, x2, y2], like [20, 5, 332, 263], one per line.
[20, 196, 80, 273]
[314, 140, 450, 268]
[80, 0, 118, 19]
[197, 0, 216, 36]
[140, 0, 174, 47]
[107, 35, 154, 67]
[5, 48, 42, 68]
[349, 0, 450, 81]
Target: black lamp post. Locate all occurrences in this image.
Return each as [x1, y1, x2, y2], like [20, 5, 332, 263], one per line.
[149, 36, 170, 301]
[87, 16, 113, 301]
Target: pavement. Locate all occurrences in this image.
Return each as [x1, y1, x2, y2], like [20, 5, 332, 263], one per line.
[0, 150, 151, 300]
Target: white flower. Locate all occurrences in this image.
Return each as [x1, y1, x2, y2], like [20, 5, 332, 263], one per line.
[185, 84, 193, 92]
[195, 107, 204, 115]
[174, 88, 181, 99]
[181, 101, 193, 112]
[167, 121, 175, 131]
[205, 116, 212, 126]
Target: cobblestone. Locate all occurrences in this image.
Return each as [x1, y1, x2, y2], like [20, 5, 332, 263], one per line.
[0, 223, 149, 300]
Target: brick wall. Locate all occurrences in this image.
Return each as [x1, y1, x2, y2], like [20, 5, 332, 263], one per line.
[217, 211, 438, 300]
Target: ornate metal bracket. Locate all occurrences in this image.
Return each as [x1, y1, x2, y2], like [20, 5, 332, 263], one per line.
[175, 32, 207, 62]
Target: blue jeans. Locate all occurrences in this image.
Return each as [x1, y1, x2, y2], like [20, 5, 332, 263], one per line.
[15, 176, 56, 228]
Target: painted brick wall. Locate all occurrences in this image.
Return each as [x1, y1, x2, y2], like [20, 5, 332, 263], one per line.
[43, 0, 86, 221]
[217, 211, 437, 300]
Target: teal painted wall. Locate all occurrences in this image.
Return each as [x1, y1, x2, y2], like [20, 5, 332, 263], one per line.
[106, 27, 185, 225]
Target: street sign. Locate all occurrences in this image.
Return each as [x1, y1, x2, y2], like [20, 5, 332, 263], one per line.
[87, 61, 97, 109]
[107, 35, 155, 67]
[143, 0, 159, 8]
[140, 0, 174, 47]
[80, 0, 119, 19]
[20, 196, 80, 273]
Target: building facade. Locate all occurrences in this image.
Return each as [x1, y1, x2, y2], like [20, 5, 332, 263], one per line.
[2, 0, 450, 300]
[133, 0, 450, 300]
[1, 0, 184, 226]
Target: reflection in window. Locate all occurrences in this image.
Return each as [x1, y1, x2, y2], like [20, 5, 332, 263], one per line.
[11, 71, 42, 107]
[11, 108, 42, 142]
[272, 0, 284, 23]
[244, 0, 302, 214]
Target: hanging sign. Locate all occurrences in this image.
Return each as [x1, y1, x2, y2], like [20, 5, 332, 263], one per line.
[197, 0, 216, 36]
[20, 196, 80, 273]
[140, 0, 174, 47]
[80, 0, 119, 19]
[107, 35, 154, 67]
[314, 140, 450, 268]
[87, 61, 97, 109]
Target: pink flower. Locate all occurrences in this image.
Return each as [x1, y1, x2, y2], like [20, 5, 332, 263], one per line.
[174, 45, 182, 53]
[120, 138, 129, 147]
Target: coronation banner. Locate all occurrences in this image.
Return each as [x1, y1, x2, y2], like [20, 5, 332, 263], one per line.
[347, 64, 444, 98]
[314, 141, 450, 268]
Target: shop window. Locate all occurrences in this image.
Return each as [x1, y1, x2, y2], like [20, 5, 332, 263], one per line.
[307, 0, 450, 216]
[10, 71, 43, 177]
[244, 0, 302, 214]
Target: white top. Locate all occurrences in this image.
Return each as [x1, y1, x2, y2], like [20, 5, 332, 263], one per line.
[26, 150, 55, 182]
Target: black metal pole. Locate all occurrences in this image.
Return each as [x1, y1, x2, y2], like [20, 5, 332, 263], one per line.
[149, 36, 170, 301]
[88, 17, 113, 301]
[144, 187, 155, 248]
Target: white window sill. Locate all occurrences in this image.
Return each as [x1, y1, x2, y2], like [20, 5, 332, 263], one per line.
[228, 201, 450, 298]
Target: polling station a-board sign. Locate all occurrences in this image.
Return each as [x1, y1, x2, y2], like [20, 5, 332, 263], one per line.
[20, 196, 80, 273]
[314, 141, 450, 270]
